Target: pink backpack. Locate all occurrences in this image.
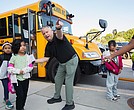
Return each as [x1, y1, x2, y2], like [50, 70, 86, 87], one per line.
[8, 74, 16, 94]
[105, 56, 122, 75]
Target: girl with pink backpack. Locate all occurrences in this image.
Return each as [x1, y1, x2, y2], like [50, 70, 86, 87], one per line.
[102, 40, 123, 101]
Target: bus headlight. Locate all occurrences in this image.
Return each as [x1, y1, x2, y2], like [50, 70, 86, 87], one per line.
[82, 52, 100, 58]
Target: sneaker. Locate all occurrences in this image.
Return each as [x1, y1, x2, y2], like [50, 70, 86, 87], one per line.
[62, 103, 75, 110]
[111, 97, 118, 101]
[114, 95, 120, 99]
[47, 96, 62, 104]
[5, 100, 14, 109]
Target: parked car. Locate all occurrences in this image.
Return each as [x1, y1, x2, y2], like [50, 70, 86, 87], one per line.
[116, 42, 130, 59]
[97, 43, 108, 53]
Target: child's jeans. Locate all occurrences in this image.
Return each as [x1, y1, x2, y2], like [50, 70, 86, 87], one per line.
[106, 72, 119, 99]
[1, 78, 9, 100]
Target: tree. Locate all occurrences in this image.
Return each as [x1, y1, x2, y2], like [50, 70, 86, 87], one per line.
[101, 33, 113, 44]
[101, 28, 134, 44]
[114, 31, 125, 41]
[124, 29, 134, 41]
[86, 28, 134, 44]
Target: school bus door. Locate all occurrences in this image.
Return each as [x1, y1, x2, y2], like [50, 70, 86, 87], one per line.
[27, 9, 36, 55]
[27, 9, 37, 75]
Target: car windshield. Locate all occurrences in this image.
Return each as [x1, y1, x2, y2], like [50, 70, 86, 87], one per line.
[116, 43, 122, 46]
[38, 12, 72, 34]
[122, 42, 128, 46]
[117, 42, 128, 47]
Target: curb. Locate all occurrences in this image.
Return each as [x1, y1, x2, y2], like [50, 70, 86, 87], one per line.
[119, 77, 134, 82]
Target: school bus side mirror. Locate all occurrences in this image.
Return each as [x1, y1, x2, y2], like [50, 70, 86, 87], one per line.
[99, 19, 107, 29]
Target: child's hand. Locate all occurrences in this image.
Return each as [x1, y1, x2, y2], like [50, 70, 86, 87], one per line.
[20, 70, 24, 74]
[105, 55, 113, 62]
[104, 58, 110, 62]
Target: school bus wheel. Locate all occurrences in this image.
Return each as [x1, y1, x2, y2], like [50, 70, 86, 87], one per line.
[48, 58, 81, 85]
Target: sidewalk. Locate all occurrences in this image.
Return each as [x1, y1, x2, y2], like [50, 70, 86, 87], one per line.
[0, 80, 133, 110]
[119, 59, 134, 82]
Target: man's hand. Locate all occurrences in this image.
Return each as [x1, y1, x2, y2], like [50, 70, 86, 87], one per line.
[56, 18, 63, 30]
[55, 18, 64, 40]
[35, 57, 50, 63]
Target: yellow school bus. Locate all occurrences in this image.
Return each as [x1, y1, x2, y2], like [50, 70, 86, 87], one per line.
[0, 0, 107, 84]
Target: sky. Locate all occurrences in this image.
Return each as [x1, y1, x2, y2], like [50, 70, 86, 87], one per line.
[0, 0, 134, 37]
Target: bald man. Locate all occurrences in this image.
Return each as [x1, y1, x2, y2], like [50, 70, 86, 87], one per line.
[36, 19, 78, 110]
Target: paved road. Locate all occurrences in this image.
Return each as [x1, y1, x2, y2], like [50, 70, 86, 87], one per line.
[77, 59, 134, 90]
[0, 81, 133, 110]
[0, 59, 134, 110]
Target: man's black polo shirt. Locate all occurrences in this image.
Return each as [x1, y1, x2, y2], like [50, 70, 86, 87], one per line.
[45, 34, 76, 63]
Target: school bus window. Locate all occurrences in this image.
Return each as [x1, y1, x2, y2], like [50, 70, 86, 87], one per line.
[37, 13, 43, 29]
[38, 12, 72, 34]
[21, 15, 28, 30]
[8, 16, 19, 35]
[37, 12, 50, 29]
[14, 16, 19, 34]
[0, 18, 7, 36]
[8, 16, 13, 35]
[62, 21, 72, 34]
[20, 15, 29, 42]
[29, 13, 36, 33]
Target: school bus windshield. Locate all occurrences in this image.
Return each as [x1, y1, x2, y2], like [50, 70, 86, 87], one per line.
[38, 12, 72, 34]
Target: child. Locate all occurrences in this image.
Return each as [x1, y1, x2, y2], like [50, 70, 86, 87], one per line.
[0, 42, 14, 109]
[8, 39, 34, 110]
[103, 40, 123, 101]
